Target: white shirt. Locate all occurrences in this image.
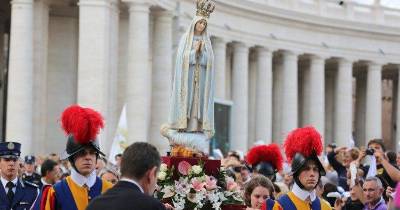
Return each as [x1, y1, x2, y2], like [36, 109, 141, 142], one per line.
[292, 182, 317, 202]
[1, 176, 18, 194]
[120, 177, 144, 193]
[70, 168, 97, 189]
[41, 178, 51, 186]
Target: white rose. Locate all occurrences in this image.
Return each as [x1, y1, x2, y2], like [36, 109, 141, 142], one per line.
[158, 171, 167, 180]
[160, 163, 168, 172]
[192, 165, 202, 175]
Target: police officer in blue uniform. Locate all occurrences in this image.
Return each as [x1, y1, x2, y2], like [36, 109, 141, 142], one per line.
[0, 142, 39, 210]
[21, 155, 41, 187]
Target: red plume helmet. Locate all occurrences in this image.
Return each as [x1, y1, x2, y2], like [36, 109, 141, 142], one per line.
[246, 144, 283, 171]
[61, 105, 104, 144]
[283, 126, 323, 163]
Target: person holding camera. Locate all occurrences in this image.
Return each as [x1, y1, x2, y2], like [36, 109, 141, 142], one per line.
[357, 139, 399, 190]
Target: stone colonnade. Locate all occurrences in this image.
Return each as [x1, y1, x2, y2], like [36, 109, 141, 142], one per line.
[4, 0, 399, 155]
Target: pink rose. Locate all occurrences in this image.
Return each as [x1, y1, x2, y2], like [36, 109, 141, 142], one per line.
[205, 176, 217, 190]
[178, 161, 192, 176]
[226, 177, 239, 191]
[191, 178, 205, 191]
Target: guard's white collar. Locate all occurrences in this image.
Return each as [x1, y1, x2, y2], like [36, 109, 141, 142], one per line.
[41, 178, 51, 186]
[292, 182, 317, 202]
[70, 168, 96, 189]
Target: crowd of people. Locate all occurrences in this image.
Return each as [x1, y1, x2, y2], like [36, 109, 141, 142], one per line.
[0, 105, 400, 210]
[220, 136, 400, 210]
[1, 136, 399, 210]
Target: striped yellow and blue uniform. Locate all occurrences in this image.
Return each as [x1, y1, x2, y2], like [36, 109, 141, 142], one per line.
[43, 176, 112, 210]
[263, 192, 332, 210]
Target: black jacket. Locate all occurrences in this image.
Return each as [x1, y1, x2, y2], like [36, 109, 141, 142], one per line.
[86, 180, 166, 210]
[327, 151, 349, 191]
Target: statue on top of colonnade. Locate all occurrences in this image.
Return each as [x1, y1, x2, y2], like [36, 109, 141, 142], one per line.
[161, 0, 216, 157]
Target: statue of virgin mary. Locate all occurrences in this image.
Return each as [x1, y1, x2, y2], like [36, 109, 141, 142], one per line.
[162, 0, 215, 156]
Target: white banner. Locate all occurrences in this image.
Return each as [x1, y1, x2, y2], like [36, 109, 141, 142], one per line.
[109, 104, 128, 164]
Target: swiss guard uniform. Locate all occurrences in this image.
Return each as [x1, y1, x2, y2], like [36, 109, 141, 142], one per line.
[263, 127, 332, 210]
[43, 105, 112, 210]
[0, 142, 39, 210]
[22, 155, 41, 187]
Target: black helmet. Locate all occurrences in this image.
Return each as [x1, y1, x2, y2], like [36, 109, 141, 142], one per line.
[291, 152, 326, 176]
[60, 105, 105, 161]
[254, 162, 277, 182]
[246, 144, 283, 182]
[63, 135, 105, 160]
[284, 127, 325, 183]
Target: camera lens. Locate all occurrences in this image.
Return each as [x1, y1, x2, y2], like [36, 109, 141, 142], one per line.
[366, 148, 375, 155]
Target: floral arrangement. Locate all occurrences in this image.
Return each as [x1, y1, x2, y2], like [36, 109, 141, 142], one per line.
[156, 161, 243, 210]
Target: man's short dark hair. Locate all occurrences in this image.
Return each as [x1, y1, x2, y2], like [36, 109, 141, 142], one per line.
[367, 139, 386, 152]
[41, 159, 58, 177]
[120, 142, 161, 179]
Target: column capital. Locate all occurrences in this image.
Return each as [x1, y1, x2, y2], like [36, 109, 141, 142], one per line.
[281, 50, 299, 60]
[11, 0, 33, 5]
[232, 42, 249, 53]
[309, 54, 329, 61]
[78, 0, 111, 7]
[255, 46, 273, 57]
[153, 10, 173, 17]
[122, 0, 151, 12]
[337, 57, 355, 65]
[309, 55, 326, 69]
[367, 61, 385, 69]
[35, 0, 51, 5]
[282, 49, 300, 55]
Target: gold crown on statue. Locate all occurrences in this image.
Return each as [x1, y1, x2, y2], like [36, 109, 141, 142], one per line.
[196, 0, 215, 18]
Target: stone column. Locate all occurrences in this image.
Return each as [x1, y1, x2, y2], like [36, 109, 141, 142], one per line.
[231, 42, 249, 151]
[355, 73, 366, 147]
[212, 37, 227, 99]
[281, 50, 298, 139]
[365, 62, 382, 141]
[33, 0, 49, 155]
[0, 16, 5, 141]
[255, 47, 273, 143]
[334, 58, 353, 147]
[150, 11, 173, 154]
[105, 0, 120, 152]
[77, 0, 112, 147]
[124, 0, 151, 144]
[0, 15, 4, 77]
[309, 55, 325, 137]
[7, 0, 34, 155]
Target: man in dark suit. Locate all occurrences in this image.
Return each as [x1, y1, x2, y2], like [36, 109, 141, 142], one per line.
[0, 142, 39, 210]
[86, 142, 167, 210]
[21, 155, 41, 186]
